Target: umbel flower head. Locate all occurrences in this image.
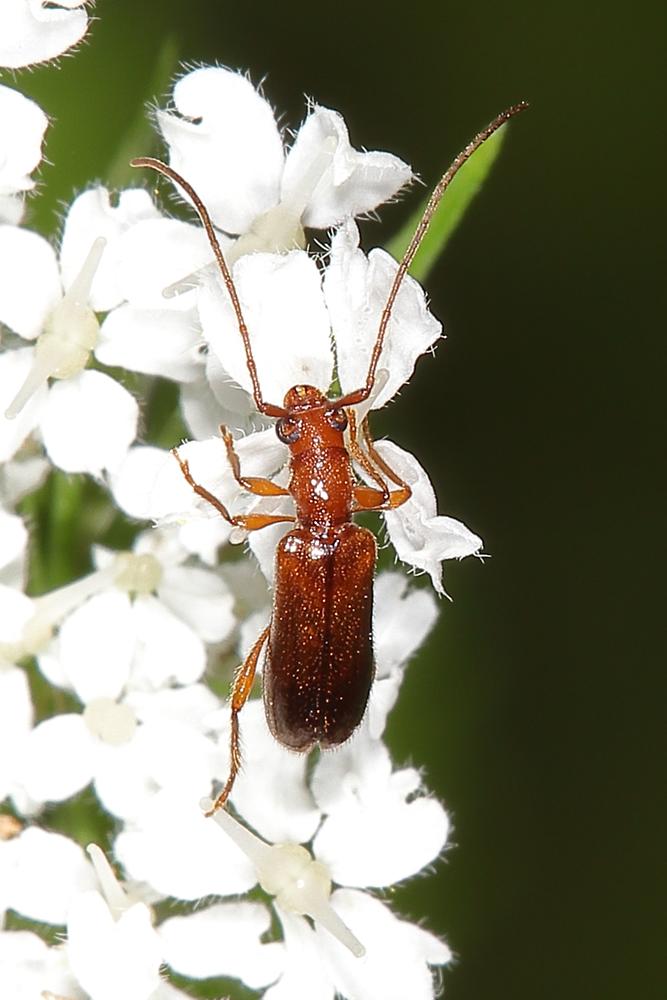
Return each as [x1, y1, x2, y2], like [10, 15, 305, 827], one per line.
[0, 25, 525, 998]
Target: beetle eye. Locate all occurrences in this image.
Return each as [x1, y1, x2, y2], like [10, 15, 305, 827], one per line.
[276, 417, 301, 445]
[326, 408, 348, 432]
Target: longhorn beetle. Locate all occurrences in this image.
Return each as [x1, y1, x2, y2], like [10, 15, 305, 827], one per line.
[132, 101, 527, 815]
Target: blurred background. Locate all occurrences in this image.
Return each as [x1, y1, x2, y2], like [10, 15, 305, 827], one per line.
[15, 1, 664, 997]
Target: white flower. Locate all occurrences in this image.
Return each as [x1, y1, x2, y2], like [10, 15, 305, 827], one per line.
[323, 219, 442, 409]
[372, 439, 485, 594]
[369, 572, 439, 736]
[155, 792, 450, 1000]
[0, 0, 90, 69]
[0, 183, 208, 471]
[0, 504, 27, 588]
[0, 842, 190, 1000]
[0, 452, 49, 507]
[156, 65, 413, 245]
[0, 84, 48, 224]
[308, 889, 451, 1000]
[0, 225, 138, 474]
[114, 786, 257, 900]
[0, 826, 97, 925]
[62, 186, 214, 383]
[158, 900, 285, 988]
[108, 431, 286, 565]
[11, 537, 234, 817]
[0, 666, 33, 810]
[18, 680, 223, 819]
[67, 891, 163, 1000]
[0, 929, 79, 999]
[138, 68, 415, 411]
[97, 525, 238, 650]
[261, 889, 451, 1000]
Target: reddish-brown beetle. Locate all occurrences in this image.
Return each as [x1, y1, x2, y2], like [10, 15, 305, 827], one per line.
[132, 101, 526, 814]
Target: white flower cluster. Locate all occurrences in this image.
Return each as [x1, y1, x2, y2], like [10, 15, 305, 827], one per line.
[0, 10, 484, 1000]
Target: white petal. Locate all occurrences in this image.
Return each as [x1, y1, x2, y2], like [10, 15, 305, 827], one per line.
[0, 349, 46, 461]
[233, 426, 289, 479]
[0, 929, 78, 998]
[159, 901, 284, 986]
[199, 249, 334, 406]
[0, 453, 49, 505]
[126, 683, 220, 732]
[0, 667, 33, 800]
[5, 827, 96, 924]
[131, 523, 188, 566]
[115, 788, 256, 899]
[0, 196, 22, 225]
[20, 713, 95, 802]
[109, 445, 196, 521]
[97, 304, 203, 382]
[114, 430, 284, 525]
[158, 564, 236, 643]
[229, 701, 322, 844]
[0, 226, 61, 338]
[129, 594, 206, 688]
[221, 559, 271, 619]
[178, 517, 233, 564]
[373, 571, 438, 676]
[374, 439, 483, 594]
[67, 892, 162, 1000]
[0, 508, 27, 587]
[0, 84, 48, 217]
[92, 740, 160, 822]
[237, 607, 271, 667]
[283, 106, 413, 227]
[366, 671, 403, 740]
[312, 732, 448, 887]
[181, 371, 243, 439]
[36, 633, 71, 690]
[319, 890, 451, 1000]
[58, 590, 135, 702]
[265, 912, 335, 1000]
[158, 66, 284, 232]
[202, 347, 260, 427]
[0, 581, 34, 644]
[40, 369, 138, 475]
[324, 220, 441, 407]
[95, 717, 219, 821]
[115, 217, 213, 311]
[0, 666, 33, 739]
[0, 0, 89, 69]
[60, 186, 162, 311]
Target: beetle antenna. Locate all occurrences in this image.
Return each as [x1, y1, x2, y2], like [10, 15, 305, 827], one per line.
[358, 100, 529, 402]
[130, 156, 286, 418]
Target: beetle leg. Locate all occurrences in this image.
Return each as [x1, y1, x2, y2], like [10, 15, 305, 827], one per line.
[360, 417, 412, 507]
[205, 625, 270, 816]
[349, 413, 412, 512]
[347, 410, 390, 501]
[238, 512, 296, 530]
[353, 483, 411, 512]
[172, 447, 295, 529]
[220, 425, 290, 497]
[353, 485, 389, 510]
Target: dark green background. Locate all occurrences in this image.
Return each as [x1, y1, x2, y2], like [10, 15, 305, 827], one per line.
[11, 1, 664, 997]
